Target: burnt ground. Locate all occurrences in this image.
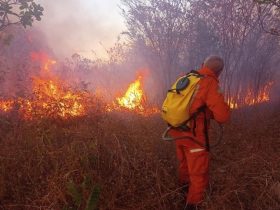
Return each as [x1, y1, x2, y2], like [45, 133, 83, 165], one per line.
[0, 103, 279, 210]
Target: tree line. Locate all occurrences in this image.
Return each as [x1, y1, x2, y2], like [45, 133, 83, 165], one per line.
[120, 0, 280, 104]
[0, 0, 279, 105]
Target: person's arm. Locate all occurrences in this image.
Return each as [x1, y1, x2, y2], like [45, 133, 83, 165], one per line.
[205, 79, 230, 123]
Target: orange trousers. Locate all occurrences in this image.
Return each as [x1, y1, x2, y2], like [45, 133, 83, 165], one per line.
[170, 130, 209, 204]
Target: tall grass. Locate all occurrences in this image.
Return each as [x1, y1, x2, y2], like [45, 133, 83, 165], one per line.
[0, 104, 279, 210]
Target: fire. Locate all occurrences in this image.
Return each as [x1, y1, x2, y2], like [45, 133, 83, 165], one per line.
[0, 54, 273, 117]
[228, 82, 274, 109]
[0, 52, 87, 119]
[24, 53, 87, 119]
[227, 100, 237, 109]
[22, 78, 86, 118]
[107, 73, 159, 115]
[0, 100, 14, 112]
[31, 51, 56, 72]
[0, 53, 159, 118]
[117, 75, 145, 110]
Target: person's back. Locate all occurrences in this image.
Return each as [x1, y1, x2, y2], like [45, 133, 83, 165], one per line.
[169, 56, 230, 210]
[189, 64, 230, 142]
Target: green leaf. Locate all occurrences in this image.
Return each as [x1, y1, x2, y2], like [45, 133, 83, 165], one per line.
[85, 185, 100, 210]
[66, 181, 83, 207]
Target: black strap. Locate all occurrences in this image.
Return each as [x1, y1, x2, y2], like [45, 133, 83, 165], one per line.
[189, 106, 210, 151]
[203, 109, 210, 151]
[181, 105, 206, 128]
[193, 117, 197, 136]
[170, 105, 210, 151]
[190, 70, 199, 74]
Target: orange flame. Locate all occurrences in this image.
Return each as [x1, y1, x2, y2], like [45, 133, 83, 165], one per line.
[0, 52, 87, 119]
[228, 82, 274, 109]
[116, 75, 145, 110]
[0, 56, 159, 118]
[31, 51, 56, 73]
[0, 100, 14, 112]
[107, 72, 159, 115]
[23, 77, 86, 119]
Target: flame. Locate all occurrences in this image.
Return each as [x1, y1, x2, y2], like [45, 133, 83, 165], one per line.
[22, 77, 86, 119]
[0, 55, 273, 117]
[107, 73, 159, 115]
[31, 51, 56, 73]
[0, 52, 87, 119]
[23, 53, 86, 119]
[0, 100, 14, 112]
[0, 54, 159, 118]
[228, 82, 274, 109]
[116, 75, 145, 110]
[228, 101, 238, 109]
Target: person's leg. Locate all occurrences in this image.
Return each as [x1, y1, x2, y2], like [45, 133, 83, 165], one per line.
[185, 148, 209, 205]
[175, 142, 190, 185]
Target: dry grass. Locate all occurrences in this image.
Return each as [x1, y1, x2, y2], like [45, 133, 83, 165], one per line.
[0, 104, 279, 210]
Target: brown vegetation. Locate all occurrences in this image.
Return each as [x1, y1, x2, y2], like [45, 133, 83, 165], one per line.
[0, 103, 279, 210]
[1, 1, 279, 210]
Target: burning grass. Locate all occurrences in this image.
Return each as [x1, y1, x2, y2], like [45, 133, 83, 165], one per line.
[0, 100, 14, 112]
[0, 52, 278, 209]
[106, 72, 159, 116]
[227, 81, 274, 109]
[0, 52, 95, 120]
[0, 103, 279, 210]
[0, 53, 159, 119]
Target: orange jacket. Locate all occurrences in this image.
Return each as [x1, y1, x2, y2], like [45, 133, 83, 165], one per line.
[169, 67, 230, 205]
[189, 67, 230, 139]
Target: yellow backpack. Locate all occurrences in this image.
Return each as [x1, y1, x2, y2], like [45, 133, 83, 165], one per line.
[161, 71, 203, 127]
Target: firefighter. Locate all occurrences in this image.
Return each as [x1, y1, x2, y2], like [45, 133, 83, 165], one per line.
[169, 56, 230, 209]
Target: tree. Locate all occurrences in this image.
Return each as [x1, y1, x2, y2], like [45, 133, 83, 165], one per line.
[255, 0, 280, 36]
[256, 0, 280, 7]
[188, 0, 279, 104]
[0, 26, 53, 97]
[121, 0, 280, 104]
[121, 0, 191, 95]
[0, 0, 43, 31]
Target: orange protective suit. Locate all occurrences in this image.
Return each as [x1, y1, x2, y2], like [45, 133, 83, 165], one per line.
[169, 67, 230, 205]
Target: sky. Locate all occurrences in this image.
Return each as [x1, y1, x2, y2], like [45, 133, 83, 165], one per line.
[35, 0, 126, 59]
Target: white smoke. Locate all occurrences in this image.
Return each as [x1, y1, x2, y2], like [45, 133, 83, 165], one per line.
[34, 0, 125, 59]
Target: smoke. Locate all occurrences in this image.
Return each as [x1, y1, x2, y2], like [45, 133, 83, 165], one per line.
[34, 0, 125, 59]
